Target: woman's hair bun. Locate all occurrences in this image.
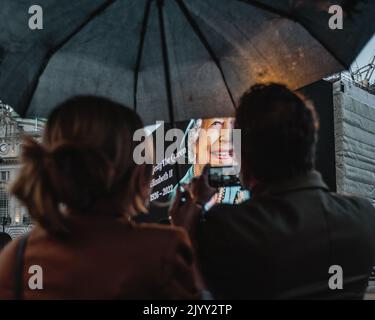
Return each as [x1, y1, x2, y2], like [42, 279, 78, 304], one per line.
[16, 136, 115, 216]
[45, 142, 115, 212]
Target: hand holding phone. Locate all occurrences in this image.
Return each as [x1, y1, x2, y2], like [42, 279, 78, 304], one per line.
[190, 165, 218, 205]
[169, 185, 203, 232]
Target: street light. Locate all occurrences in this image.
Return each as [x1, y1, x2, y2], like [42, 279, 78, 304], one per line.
[14, 211, 22, 225]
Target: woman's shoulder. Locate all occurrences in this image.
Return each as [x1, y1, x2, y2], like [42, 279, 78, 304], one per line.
[133, 222, 191, 245]
[130, 223, 199, 300]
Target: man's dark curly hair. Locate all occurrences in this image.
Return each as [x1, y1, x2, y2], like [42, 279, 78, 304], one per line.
[235, 83, 320, 184]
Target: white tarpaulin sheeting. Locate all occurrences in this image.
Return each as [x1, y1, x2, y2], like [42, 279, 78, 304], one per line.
[334, 80, 375, 205]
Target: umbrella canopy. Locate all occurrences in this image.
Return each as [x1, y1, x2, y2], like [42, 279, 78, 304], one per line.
[0, 0, 374, 124]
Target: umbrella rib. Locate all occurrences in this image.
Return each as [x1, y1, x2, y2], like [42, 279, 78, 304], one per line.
[134, 0, 153, 112]
[236, 0, 348, 69]
[175, 0, 237, 111]
[19, 0, 119, 117]
[157, 0, 176, 125]
[157, 0, 181, 182]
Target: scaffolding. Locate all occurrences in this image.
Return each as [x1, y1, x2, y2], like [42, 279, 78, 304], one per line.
[326, 55, 375, 95]
[350, 55, 375, 90]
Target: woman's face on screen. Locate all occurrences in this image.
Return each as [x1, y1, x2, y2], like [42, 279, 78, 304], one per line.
[196, 118, 235, 167]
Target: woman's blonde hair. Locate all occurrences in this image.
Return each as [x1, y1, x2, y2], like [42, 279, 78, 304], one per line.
[11, 96, 152, 236]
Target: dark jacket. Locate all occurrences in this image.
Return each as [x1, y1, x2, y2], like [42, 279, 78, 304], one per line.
[0, 216, 200, 300]
[196, 171, 375, 300]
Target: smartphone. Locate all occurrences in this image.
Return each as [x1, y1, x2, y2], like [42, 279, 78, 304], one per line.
[208, 166, 241, 188]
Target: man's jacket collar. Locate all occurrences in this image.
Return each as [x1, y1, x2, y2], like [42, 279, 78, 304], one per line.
[252, 171, 329, 197]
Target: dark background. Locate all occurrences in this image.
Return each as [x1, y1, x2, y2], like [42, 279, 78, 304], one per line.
[298, 80, 336, 191]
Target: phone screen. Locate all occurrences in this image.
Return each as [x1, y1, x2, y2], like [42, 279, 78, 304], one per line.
[209, 166, 241, 188]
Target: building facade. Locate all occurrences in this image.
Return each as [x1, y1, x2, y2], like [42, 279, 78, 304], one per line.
[0, 101, 45, 239]
[334, 77, 375, 206]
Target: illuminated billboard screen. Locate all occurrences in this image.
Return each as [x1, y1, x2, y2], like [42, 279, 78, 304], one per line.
[148, 117, 250, 210]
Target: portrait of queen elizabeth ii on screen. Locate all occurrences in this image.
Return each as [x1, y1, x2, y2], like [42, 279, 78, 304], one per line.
[175, 117, 250, 207]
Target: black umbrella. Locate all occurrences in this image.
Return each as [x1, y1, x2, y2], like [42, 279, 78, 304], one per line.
[0, 0, 374, 125]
